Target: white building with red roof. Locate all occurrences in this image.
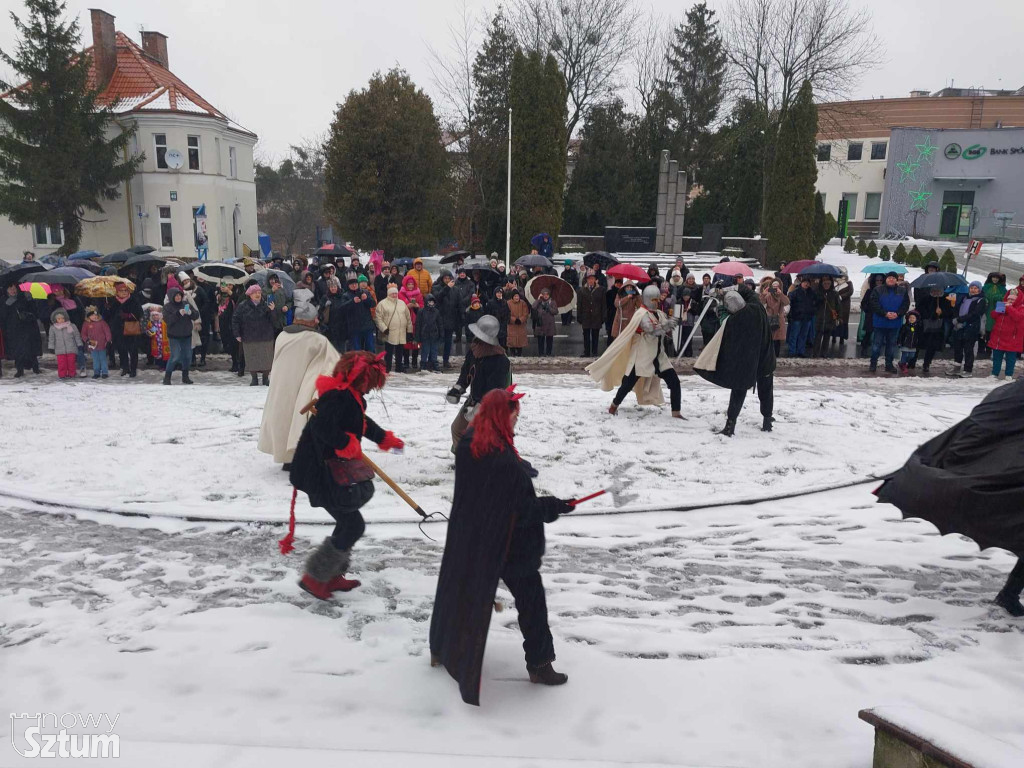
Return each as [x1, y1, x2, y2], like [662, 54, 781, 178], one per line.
[0, 9, 258, 262]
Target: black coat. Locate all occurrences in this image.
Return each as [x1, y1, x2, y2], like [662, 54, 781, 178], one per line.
[320, 292, 348, 345]
[339, 288, 376, 333]
[432, 282, 462, 331]
[696, 289, 775, 390]
[576, 284, 606, 329]
[877, 379, 1024, 556]
[464, 306, 485, 341]
[232, 298, 275, 343]
[415, 303, 444, 342]
[456, 344, 511, 403]
[788, 286, 819, 321]
[429, 429, 565, 705]
[104, 295, 143, 341]
[953, 295, 988, 337]
[560, 266, 580, 288]
[484, 296, 510, 342]
[164, 294, 196, 339]
[0, 293, 42, 360]
[914, 293, 947, 352]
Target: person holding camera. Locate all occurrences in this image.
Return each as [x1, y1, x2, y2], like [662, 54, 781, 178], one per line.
[759, 277, 789, 358]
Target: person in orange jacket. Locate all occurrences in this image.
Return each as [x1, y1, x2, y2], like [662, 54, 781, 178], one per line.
[410, 257, 434, 296]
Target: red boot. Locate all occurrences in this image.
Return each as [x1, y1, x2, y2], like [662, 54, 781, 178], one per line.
[298, 574, 333, 600]
[326, 575, 361, 592]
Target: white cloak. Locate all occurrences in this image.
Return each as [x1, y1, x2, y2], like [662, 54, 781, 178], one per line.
[257, 327, 341, 463]
[585, 307, 671, 406]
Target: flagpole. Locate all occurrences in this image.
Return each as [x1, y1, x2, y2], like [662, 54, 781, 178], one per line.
[505, 107, 512, 272]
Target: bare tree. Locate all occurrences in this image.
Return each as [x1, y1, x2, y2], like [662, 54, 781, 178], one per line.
[426, 0, 479, 138]
[507, 0, 641, 144]
[255, 134, 327, 257]
[630, 12, 672, 119]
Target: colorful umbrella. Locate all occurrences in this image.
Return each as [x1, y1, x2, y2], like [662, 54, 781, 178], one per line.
[862, 262, 908, 274]
[780, 259, 819, 274]
[711, 261, 754, 278]
[75, 276, 136, 298]
[606, 263, 652, 283]
[19, 281, 51, 299]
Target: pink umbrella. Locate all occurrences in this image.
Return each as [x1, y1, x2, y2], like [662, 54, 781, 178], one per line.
[711, 261, 754, 278]
[780, 259, 818, 274]
[20, 281, 51, 299]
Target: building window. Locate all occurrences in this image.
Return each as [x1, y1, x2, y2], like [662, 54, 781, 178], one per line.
[847, 142, 863, 161]
[33, 223, 63, 246]
[219, 206, 227, 251]
[158, 206, 173, 248]
[228, 146, 237, 179]
[817, 143, 831, 162]
[870, 141, 887, 161]
[154, 133, 168, 169]
[841, 193, 858, 220]
[864, 193, 882, 220]
[215, 138, 221, 174]
[187, 135, 201, 171]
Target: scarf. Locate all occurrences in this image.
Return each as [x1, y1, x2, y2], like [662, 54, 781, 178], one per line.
[959, 296, 981, 318]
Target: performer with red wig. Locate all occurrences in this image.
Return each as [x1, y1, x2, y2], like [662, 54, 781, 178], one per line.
[288, 350, 405, 600]
[429, 387, 573, 705]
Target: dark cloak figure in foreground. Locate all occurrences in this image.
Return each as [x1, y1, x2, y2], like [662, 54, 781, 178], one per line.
[876, 378, 1024, 616]
[429, 388, 572, 705]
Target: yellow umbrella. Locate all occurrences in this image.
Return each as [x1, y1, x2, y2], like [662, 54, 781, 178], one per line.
[19, 281, 51, 299]
[74, 276, 136, 299]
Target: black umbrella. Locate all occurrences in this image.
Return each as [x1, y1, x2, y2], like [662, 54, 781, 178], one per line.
[461, 259, 498, 275]
[796, 262, 842, 278]
[439, 249, 472, 265]
[583, 251, 619, 269]
[910, 272, 968, 291]
[515, 253, 553, 268]
[99, 250, 134, 264]
[22, 266, 94, 285]
[119, 253, 169, 272]
[0, 262, 48, 286]
[250, 268, 296, 299]
[314, 243, 354, 258]
[128, 244, 157, 255]
[393, 257, 415, 268]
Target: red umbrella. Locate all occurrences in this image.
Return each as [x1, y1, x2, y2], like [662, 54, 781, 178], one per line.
[606, 264, 652, 283]
[711, 261, 754, 278]
[780, 259, 818, 274]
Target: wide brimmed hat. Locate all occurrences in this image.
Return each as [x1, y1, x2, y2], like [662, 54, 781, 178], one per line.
[468, 314, 501, 346]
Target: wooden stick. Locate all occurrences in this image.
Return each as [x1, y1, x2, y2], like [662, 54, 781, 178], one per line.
[360, 454, 428, 519]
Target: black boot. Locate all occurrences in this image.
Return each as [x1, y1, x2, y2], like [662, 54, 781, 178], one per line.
[250, 372, 259, 386]
[995, 561, 1024, 617]
[182, 371, 193, 385]
[229, 361, 238, 373]
[163, 370, 172, 386]
[762, 416, 774, 432]
[719, 419, 736, 437]
[527, 663, 568, 686]
[262, 372, 269, 386]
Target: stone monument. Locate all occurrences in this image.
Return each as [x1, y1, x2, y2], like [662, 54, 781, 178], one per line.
[655, 150, 687, 253]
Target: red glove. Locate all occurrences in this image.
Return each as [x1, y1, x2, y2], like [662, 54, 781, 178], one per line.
[334, 434, 362, 459]
[379, 431, 404, 452]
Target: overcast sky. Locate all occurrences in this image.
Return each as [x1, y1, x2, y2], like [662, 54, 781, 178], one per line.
[0, 0, 1022, 160]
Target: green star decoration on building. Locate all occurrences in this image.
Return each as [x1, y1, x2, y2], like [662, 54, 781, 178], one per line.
[908, 189, 932, 211]
[896, 156, 920, 183]
[915, 136, 938, 164]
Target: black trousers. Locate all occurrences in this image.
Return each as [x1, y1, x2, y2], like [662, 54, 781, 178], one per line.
[952, 330, 979, 372]
[613, 359, 681, 412]
[536, 335, 553, 356]
[582, 328, 600, 356]
[1003, 557, 1024, 597]
[727, 375, 774, 421]
[116, 337, 138, 374]
[501, 571, 555, 667]
[327, 508, 366, 551]
[384, 343, 404, 372]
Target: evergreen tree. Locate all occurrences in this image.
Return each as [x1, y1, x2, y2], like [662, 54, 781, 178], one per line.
[907, 244, 923, 267]
[325, 69, 449, 258]
[893, 243, 908, 263]
[473, 8, 520, 254]
[812, 192, 827, 251]
[880, 244, 891, 261]
[924, 247, 938, 264]
[665, 1, 727, 187]
[508, 49, 567, 256]
[0, 0, 142, 254]
[562, 100, 638, 233]
[866, 241, 877, 258]
[844, 235, 856, 253]
[857, 238, 867, 256]
[939, 248, 958, 272]
[764, 81, 817, 267]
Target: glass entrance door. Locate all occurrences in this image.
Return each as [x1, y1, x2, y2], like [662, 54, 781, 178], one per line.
[940, 205, 960, 236]
[939, 191, 976, 237]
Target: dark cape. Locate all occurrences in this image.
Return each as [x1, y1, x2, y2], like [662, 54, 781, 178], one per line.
[695, 290, 775, 391]
[429, 430, 563, 706]
[876, 379, 1024, 555]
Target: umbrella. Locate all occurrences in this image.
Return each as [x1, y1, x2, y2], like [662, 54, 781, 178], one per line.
[119, 253, 169, 273]
[606, 264, 652, 283]
[191, 263, 248, 284]
[910, 272, 968, 291]
[99, 250, 134, 264]
[128, 244, 157, 255]
[73, 260, 102, 274]
[250, 268, 296, 299]
[313, 243, 354, 259]
[711, 261, 754, 278]
[20, 281, 51, 299]
[781, 259, 819, 274]
[862, 262, 908, 275]
[515, 253, 553, 269]
[796, 262, 842, 277]
[22, 266, 94, 285]
[583, 251, 619, 269]
[461, 259, 498, 275]
[75, 276, 136, 298]
[69, 250, 102, 261]
[524, 274, 576, 312]
[39, 253, 67, 267]
[392, 257, 415, 268]
[0, 262, 48, 286]
[439, 249, 472, 265]
[530, 233, 552, 250]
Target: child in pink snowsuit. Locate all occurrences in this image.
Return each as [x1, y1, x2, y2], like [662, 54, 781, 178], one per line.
[48, 308, 82, 379]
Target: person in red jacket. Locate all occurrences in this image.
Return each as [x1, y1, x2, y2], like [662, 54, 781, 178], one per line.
[80, 308, 113, 379]
[988, 286, 1024, 380]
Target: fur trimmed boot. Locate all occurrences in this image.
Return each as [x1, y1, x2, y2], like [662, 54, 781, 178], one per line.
[299, 538, 359, 600]
[528, 663, 568, 686]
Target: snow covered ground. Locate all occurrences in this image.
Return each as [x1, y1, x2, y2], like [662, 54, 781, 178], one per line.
[2, 373, 1023, 767]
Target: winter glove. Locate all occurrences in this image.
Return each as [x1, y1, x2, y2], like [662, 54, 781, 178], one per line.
[537, 496, 573, 523]
[379, 431, 404, 453]
[520, 458, 539, 478]
[334, 435, 363, 460]
[446, 386, 463, 404]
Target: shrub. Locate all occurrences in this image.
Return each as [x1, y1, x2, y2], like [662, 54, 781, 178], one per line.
[856, 238, 867, 255]
[939, 248, 958, 272]
[844, 235, 856, 253]
[907, 244, 924, 267]
[880, 245, 891, 261]
[866, 241, 878, 258]
[893, 243, 908, 263]
[924, 248, 938, 264]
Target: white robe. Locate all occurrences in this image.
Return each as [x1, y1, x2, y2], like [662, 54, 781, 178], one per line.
[586, 307, 671, 406]
[257, 327, 341, 463]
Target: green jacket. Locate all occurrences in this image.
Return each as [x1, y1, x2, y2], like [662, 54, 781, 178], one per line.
[983, 281, 1007, 333]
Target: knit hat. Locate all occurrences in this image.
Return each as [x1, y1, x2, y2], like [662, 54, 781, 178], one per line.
[346, 271, 359, 284]
[246, 284, 262, 296]
[426, 293, 437, 304]
[388, 284, 399, 296]
[86, 307, 100, 319]
[564, 259, 572, 266]
[970, 280, 983, 290]
[292, 288, 317, 322]
[470, 294, 481, 304]
[886, 271, 899, 279]
[177, 271, 190, 285]
[358, 275, 369, 285]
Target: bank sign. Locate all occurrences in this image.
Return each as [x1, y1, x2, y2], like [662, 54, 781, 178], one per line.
[945, 142, 1024, 160]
